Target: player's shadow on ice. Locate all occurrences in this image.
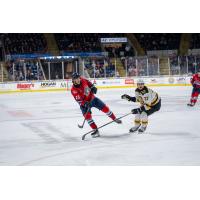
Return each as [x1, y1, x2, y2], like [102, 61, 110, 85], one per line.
[100, 133, 131, 139]
[148, 132, 191, 136]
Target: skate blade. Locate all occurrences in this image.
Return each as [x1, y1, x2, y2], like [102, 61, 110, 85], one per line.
[129, 129, 138, 133]
[138, 130, 147, 134]
[91, 134, 100, 138]
[129, 127, 140, 133]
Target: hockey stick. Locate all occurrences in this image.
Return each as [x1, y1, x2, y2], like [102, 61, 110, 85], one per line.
[82, 112, 132, 140]
[78, 105, 91, 128]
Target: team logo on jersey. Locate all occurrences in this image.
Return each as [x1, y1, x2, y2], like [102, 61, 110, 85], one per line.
[72, 90, 78, 94]
[84, 87, 91, 96]
[75, 95, 81, 100]
[141, 90, 147, 94]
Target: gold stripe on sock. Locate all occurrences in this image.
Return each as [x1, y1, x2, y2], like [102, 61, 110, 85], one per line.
[134, 120, 141, 125]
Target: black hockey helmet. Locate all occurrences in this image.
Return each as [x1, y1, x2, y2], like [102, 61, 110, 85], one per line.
[72, 72, 80, 80]
[72, 72, 81, 87]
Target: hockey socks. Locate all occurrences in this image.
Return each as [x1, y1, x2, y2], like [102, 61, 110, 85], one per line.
[101, 105, 116, 121]
[84, 112, 97, 129]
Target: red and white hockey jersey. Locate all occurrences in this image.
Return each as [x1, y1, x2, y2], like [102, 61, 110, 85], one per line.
[71, 77, 95, 106]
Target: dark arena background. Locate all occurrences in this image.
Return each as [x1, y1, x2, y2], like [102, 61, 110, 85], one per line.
[0, 33, 200, 165]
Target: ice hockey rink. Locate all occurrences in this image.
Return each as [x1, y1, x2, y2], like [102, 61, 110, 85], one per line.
[0, 86, 200, 166]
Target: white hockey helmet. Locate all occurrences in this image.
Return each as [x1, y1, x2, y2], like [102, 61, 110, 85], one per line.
[137, 79, 145, 85]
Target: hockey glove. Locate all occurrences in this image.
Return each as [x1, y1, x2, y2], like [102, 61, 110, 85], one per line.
[121, 94, 136, 102]
[131, 106, 145, 114]
[192, 84, 197, 88]
[83, 101, 91, 109]
[91, 84, 97, 94]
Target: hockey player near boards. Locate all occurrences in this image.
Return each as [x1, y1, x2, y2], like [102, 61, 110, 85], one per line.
[71, 72, 122, 138]
[187, 70, 200, 106]
[121, 79, 161, 133]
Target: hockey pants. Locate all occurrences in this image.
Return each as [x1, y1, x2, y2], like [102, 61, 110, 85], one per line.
[80, 97, 116, 130]
[134, 99, 161, 127]
[190, 87, 200, 105]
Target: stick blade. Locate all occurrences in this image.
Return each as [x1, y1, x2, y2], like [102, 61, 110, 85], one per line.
[82, 134, 86, 140]
[78, 124, 83, 128]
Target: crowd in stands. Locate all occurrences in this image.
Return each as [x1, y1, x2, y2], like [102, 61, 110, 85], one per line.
[0, 47, 3, 61]
[170, 55, 200, 75]
[122, 56, 159, 76]
[55, 33, 102, 52]
[122, 57, 137, 76]
[104, 43, 134, 57]
[169, 55, 180, 75]
[178, 56, 188, 74]
[2, 34, 47, 55]
[135, 33, 181, 51]
[5, 55, 200, 82]
[83, 58, 116, 78]
[189, 55, 200, 73]
[147, 57, 159, 75]
[54, 33, 135, 57]
[190, 34, 200, 49]
[0, 35, 3, 61]
[2, 33, 200, 57]
[4, 33, 200, 82]
[7, 61, 44, 81]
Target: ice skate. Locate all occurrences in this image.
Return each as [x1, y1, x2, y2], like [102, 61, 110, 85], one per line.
[138, 126, 147, 133]
[91, 129, 100, 138]
[187, 103, 195, 107]
[129, 125, 140, 133]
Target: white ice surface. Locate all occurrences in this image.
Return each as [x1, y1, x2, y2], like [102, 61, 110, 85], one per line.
[0, 86, 200, 165]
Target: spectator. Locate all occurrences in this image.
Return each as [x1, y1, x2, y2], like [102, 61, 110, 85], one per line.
[190, 34, 200, 49]
[3, 33, 47, 55]
[6, 60, 44, 81]
[135, 33, 181, 51]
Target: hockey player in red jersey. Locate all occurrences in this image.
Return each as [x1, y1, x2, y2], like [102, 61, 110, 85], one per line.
[71, 72, 122, 138]
[187, 70, 200, 106]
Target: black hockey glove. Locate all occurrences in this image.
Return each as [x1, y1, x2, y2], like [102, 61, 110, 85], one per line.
[121, 94, 136, 102]
[131, 106, 145, 114]
[192, 84, 197, 88]
[91, 84, 97, 94]
[84, 101, 91, 109]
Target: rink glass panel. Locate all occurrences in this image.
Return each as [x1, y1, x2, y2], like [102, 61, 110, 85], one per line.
[4, 60, 44, 82]
[136, 57, 148, 76]
[3, 55, 200, 82]
[82, 57, 114, 78]
[40, 60, 78, 80]
[169, 56, 179, 75]
[147, 57, 159, 76]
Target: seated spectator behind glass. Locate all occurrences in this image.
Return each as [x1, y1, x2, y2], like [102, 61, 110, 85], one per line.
[19, 70, 24, 81]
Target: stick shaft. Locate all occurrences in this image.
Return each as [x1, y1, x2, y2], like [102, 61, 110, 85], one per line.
[78, 105, 91, 128]
[82, 112, 132, 140]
